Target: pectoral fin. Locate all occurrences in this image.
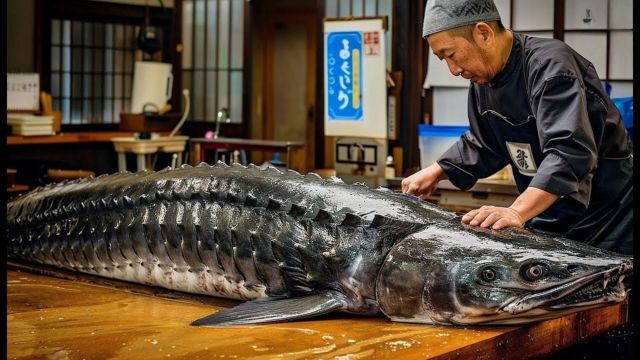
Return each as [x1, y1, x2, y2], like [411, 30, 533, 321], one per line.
[191, 290, 347, 326]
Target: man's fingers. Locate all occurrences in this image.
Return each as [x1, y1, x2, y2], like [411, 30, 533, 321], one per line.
[468, 207, 492, 226]
[480, 212, 501, 228]
[492, 218, 510, 229]
[401, 179, 410, 193]
[461, 209, 479, 223]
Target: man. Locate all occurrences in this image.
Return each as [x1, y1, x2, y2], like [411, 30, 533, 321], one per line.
[402, 0, 633, 255]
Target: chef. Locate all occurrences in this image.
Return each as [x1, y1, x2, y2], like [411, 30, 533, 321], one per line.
[402, 0, 633, 255]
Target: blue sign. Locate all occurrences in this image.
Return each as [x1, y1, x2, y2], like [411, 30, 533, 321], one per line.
[326, 31, 363, 121]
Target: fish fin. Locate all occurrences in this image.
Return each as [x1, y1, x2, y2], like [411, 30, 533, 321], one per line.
[340, 213, 363, 227]
[288, 204, 307, 218]
[313, 209, 333, 223]
[370, 214, 427, 242]
[191, 291, 346, 326]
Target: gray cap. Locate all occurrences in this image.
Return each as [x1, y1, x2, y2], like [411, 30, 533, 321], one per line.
[422, 0, 502, 38]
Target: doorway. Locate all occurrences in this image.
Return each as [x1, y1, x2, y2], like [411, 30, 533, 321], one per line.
[264, 12, 317, 173]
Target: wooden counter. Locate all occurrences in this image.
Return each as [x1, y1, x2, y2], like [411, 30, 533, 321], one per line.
[7, 263, 629, 360]
[7, 132, 145, 146]
[6, 131, 176, 178]
[189, 137, 305, 172]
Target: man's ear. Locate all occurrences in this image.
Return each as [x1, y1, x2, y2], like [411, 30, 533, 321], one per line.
[473, 22, 494, 47]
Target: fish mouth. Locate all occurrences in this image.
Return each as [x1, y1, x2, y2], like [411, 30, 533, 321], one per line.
[502, 262, 632, 315]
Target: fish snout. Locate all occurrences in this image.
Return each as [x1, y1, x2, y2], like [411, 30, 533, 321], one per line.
[502, 261, 633, 315]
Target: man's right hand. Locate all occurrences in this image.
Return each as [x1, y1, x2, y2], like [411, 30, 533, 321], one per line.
[401, 162, 448, 200]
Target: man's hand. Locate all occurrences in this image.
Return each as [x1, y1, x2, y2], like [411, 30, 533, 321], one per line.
[461, 187, 560, 230]
[401, 162, 448, 200]
[461, 206, 525, 229]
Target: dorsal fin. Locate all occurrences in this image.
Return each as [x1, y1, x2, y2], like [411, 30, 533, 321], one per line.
[288, 204, 307, 218]
[313, 209, 333, 224]
[285, 169, 302, 178]
[304, 172, 323, 180]
[263, 166, 282, 175]
[244, 194, 258, 207]
[340, 213, 364, 227]
[370, 214, 427, 241]
[266, 199, 283, 211]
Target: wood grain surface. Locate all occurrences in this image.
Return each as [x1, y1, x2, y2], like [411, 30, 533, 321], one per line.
[7, 263, 629, 360]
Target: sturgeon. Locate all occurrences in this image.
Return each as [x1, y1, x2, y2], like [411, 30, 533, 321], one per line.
[6, 162, 632, 326]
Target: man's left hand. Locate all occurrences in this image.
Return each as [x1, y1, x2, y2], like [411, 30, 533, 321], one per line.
[461, 206, 525, 230]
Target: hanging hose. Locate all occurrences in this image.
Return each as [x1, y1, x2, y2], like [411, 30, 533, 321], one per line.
[151, 89, 190, 169]
[169, 89, 190, 137]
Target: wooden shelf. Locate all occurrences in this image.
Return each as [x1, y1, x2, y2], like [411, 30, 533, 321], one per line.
[7, 131, 172, 146]
[6, 184, 29, 193]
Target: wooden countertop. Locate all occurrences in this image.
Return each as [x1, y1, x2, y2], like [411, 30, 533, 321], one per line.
[7, 263, 629, 360]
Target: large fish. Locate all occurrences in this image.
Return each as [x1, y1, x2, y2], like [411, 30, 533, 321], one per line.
[6, 163, 632, 326]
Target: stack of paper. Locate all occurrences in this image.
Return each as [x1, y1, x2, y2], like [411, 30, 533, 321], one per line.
[7, 114, 55, 136]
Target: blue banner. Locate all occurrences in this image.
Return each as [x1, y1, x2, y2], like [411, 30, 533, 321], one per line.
[326, 31, 363, 121]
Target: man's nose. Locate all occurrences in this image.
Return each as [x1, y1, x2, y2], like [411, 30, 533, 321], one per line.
[445, 59, 463, 76]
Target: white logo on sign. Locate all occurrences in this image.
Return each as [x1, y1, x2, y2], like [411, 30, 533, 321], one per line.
[506, 142, 537, 176]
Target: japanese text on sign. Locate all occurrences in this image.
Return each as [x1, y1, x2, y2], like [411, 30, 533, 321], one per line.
[7, 73, 40, 111]
[326, 31, 363, 121]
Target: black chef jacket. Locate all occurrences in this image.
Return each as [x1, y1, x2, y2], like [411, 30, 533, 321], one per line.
[437, 32, 633, 255]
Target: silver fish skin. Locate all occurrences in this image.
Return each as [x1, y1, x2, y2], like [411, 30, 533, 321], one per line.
[6, 162, 633, 326]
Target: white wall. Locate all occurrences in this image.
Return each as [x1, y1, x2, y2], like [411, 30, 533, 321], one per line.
[432, 87, 469, 126]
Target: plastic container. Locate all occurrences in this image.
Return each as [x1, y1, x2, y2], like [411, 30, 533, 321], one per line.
[612, 97, 633, 142]
[418, 124, 469, 169]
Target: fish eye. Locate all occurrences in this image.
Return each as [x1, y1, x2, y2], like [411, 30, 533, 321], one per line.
[481, 268, 497, 282]
[524, 264, 545, 281]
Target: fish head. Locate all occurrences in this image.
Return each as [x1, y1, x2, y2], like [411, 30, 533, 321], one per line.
[375, 226, 632, 325]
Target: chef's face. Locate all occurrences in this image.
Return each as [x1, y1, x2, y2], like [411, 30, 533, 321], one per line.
[427, 23, 497, 85]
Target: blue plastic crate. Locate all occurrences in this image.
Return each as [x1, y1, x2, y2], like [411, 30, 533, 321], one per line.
[612, 97, 633, 142]
[418, 125, 469, 169]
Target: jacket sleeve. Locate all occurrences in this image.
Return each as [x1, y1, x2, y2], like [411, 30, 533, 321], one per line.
[528, 74, 597, 208]
[436, 89, 509, 190]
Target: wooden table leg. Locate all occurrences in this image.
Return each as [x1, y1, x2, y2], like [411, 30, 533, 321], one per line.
[136, 154, 146, 172]
[288, 147, 306, 173]
[117, 153, 127, 172]
[190, 143, 201, 165]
